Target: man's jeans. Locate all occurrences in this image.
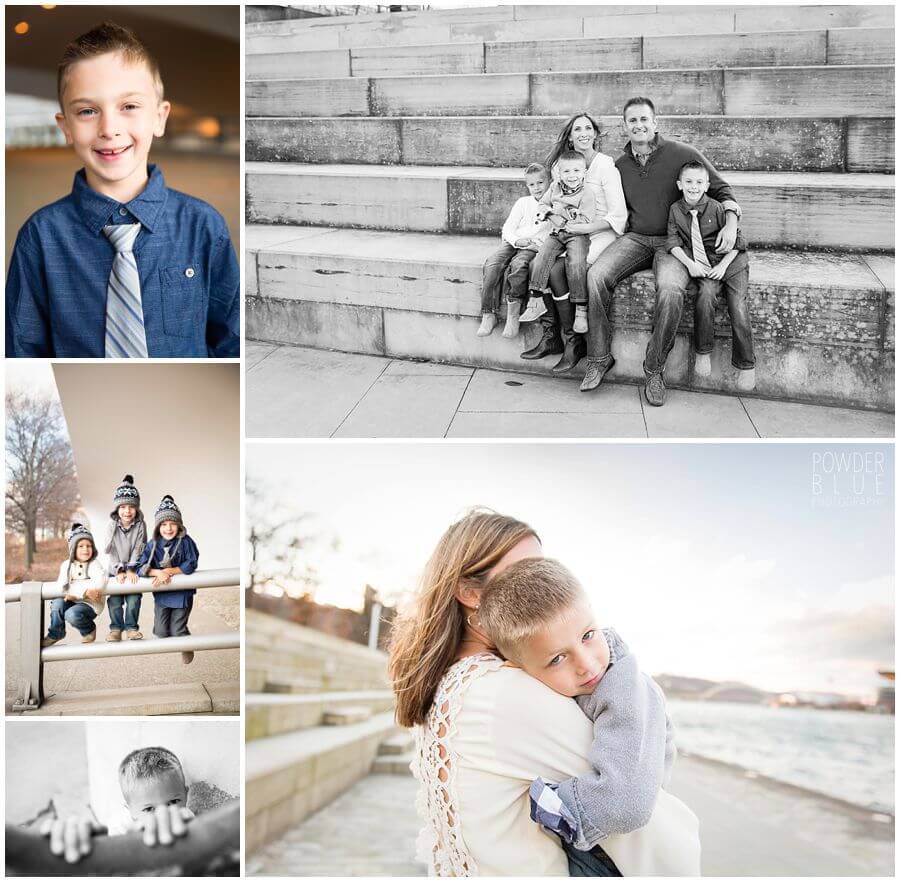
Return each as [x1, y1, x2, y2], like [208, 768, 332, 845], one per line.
[585, 233, 690, 373]
[47, 599, 97, 639]
[481, 243, 537, 313]
[107, 593, 142, 632]
[530, 232, 590, 304]
[694, 253, 756, 369]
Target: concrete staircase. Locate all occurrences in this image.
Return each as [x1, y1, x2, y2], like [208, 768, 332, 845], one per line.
[246, 4, 895, 411]
[245, 610, 406, 855]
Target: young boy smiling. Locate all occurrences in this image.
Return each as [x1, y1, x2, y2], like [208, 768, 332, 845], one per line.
[5, 22, 239, 358]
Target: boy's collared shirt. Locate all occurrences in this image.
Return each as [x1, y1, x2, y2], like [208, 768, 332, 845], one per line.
[6, 165, 240, 358]
[666, 195, 748, 268]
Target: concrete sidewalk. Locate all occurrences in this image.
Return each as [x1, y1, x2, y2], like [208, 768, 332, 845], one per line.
[246, 342, 894, 439]
[247, 756, 893, 876]
[5, 587, 240, 714]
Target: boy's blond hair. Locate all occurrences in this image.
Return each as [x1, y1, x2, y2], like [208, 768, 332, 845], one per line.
[479, 557, 585, 661]
[58, 21, 164, 108]
[118, 746, 185, 797]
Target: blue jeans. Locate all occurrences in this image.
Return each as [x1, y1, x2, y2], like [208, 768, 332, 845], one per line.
[694, 252, 756, 369]
[107, 593, 142, 632]
[47, 599, 97, 639]
[480, 243, 536, 314]
[530, 231, 590, 304]
[585, 232, 690, 372]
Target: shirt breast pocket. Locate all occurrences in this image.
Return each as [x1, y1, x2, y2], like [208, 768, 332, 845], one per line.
[159, 264, 205, 337]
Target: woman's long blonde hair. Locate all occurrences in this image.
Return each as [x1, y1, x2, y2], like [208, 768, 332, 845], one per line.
[388, 509, 538, 728]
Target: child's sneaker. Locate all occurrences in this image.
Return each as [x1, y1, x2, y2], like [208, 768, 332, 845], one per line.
[106, 630, 122, 642]
[81, 629, 97, 644]
[41, 636, 62, 648]
[476, 313, 497, 337]
[127, 630, 143, 640]
[694, 353, 712, 377]
[182, 651, 195, 665]
[519, 295, 547, 323]
[573, 305, 588, 334]
[737, 367, 757, 391]
[502, 300, 521, 338]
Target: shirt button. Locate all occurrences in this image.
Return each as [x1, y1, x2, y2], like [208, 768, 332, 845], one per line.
[118, 207, 127, 216]
[185, 268, 195, 278]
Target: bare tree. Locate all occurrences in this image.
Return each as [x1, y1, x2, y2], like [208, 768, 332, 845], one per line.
[5, 391, 80, 569]
[246, 478, 338, 599]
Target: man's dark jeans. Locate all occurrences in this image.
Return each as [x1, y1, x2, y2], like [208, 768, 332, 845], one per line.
[694, 252, 756, 369]
[585, 232, 690, 373]
[481, 243, 537, 314]
[530, 231, 590, 304]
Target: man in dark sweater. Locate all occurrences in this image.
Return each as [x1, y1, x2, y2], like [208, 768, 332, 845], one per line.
[581, 97, 741, 406]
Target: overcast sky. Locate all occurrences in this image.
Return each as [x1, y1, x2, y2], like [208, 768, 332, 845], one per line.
[249, 442, 893, 700]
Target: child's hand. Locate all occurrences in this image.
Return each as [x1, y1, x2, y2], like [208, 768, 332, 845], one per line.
[64, 593, 79, 603]
[705, 262, 727, 281]
[688, 261, 708, 278]
[83, 588, 103, 604]
[152, 572, 171, 586]
[514, 238, 532, 248]
[132, 805, 194, 847]
[126, 571, 139, 585]
[40, 815, 107, 864]
[116, 572, 126, 584]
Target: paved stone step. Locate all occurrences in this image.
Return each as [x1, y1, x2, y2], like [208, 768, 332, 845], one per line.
[246, 711, 399, 854]
[245, 225, 894, 411]
[372, 752, 415, 775]
[246, 114, 893, 174]
[244, 164, 895, 252]
[247, 28, 893, 80]
[378, 731, 414, 756]
[246, 690, 395, 740]
[245, 65, 894, 119]
[245, 5, 893, 51]
[322, 705, 373, 726]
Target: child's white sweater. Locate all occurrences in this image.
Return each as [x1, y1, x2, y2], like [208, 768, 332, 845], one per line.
[54, 559, 108, 615]
[501, 195, 551, 248]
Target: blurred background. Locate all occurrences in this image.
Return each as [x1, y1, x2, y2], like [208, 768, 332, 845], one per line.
[5, 4, 240, 260]
[245, 441, 894, 875]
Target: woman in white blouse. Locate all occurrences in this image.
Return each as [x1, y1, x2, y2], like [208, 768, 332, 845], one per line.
[522, 113, 628, 375]
[388, 510, 660, 877]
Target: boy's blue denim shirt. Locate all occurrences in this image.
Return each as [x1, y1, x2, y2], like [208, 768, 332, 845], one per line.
[5, 164, 240, 358]
[135, 532, 200, 609]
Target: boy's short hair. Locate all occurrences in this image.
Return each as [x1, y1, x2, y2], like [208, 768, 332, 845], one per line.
[58, 22, 164, 108]
[480, 558, 586, 661]
[623, 96, 656, 118]
[524, 162, 548, 178]
[558, 150, 587, 165]
[679, 160, 708, 180]
[118, 747, 185, 796]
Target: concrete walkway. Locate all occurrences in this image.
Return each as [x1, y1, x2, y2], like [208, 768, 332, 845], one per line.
[246, 342, 894, 439]
[5, 587, 240, 714]
[248, 756, 893, 877]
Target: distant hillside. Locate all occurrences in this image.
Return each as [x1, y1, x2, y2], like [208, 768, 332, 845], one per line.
[656, 673, 776, 704]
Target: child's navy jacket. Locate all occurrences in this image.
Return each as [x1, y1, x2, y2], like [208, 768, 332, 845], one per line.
[135, 531, 200, 609]
[6, 165, 240, 358]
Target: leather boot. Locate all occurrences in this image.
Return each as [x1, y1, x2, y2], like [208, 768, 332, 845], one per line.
[551, 297, 587, 373]
[520, 293, 563, 359]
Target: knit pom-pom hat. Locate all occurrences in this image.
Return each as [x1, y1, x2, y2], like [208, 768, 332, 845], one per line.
[67, 522, 97, 561]
[154, 494, 184, 532]
[111, 473, 141, 517]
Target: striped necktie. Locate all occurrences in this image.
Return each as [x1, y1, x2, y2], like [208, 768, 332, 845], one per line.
[102, 223, 148, 358]
[689, 209, 711, 269]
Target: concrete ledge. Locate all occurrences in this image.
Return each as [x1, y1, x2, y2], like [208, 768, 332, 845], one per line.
[21, 682, 218, 715]
[205, 681, 240, 714]
[246, 690, 395, 740]
[245, 164, 896, 251]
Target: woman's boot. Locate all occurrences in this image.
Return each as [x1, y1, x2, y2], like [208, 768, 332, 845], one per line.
[551, 296, 587, 373]
[520, 292, 563, 359]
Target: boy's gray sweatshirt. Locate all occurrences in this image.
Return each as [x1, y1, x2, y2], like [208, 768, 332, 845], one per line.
[104, 517, 147, 576]
[554, 629, 675, 851]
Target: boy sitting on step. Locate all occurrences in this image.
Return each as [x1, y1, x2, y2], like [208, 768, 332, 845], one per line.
[104, 474, 147, 642]
[666, 160, 756, 390]
[135, 495, 200, 664]
[477, 163, 551, 339]
[43, 523, 109, 647]
[479, 558, 700, 877]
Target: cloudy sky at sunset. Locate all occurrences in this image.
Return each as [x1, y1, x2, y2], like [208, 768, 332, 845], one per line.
[248, 442, 893, 699]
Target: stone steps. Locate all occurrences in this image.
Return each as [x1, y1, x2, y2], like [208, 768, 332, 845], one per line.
[245, 5, 893, 52]
[245, 64, 894, 118]
[246, 27, 893, 79]
[245, 711, 399, 854]
[245, 164, 895, 252]
[246, 114, 894, 174]
[245, 225, 894, 411]
[371, 752, 415, 775]
[378, 731, 414, 756]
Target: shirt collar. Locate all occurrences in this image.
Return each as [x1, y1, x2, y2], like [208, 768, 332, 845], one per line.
[680, 194, 710, 212]
[624, 133, 664, 160]
[71, 163, 168, 236]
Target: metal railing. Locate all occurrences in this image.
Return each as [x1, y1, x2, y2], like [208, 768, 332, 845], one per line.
[6, 568, 240, 711]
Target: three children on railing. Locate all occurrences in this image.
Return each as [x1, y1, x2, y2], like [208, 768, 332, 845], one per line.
[41, 475, 200, 664]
